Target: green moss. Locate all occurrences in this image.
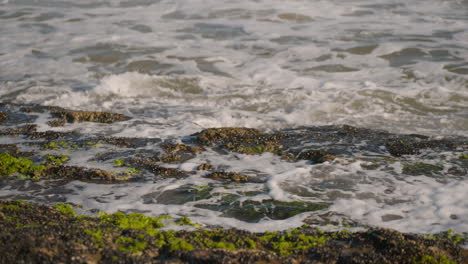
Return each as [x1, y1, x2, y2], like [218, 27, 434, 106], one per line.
[0, 204, 21, 211]
[53, 203, 76, 217]
[412, 254, 456, 264]
[44, 154, 70, 166]
[85, 229, 104, 247]
[42, 141, 73, 150]
[436, 229, 465, 245]
[0, 152, 45, 179]
[125, 167, 142, 176]
[87, 142, 102, 148]
[259, 231, 328, 257]
[98, 212, 165, 236]
[177, 216, 194, 226]
[116, 236, 147, 253]
[459, 153, 468, 159]
[113, 159, 124, 167]
[168, 238, 194, 252]
[42, 142, 58, 150]
[245, 238, 257, 249]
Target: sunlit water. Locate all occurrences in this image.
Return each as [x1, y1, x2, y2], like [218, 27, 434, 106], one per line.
[0, 0, 467, 234]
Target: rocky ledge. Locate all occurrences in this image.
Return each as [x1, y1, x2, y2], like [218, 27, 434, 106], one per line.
[0, 103, 467, 263]
[0, 200, 466, 264]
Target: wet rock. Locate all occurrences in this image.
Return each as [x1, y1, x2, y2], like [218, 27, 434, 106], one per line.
[0, 201, 466, 264]
[159, 143, 202, 163]
[101, 137, 161, 148]
[151, 165, 190, 179]
[1, 124, 38, 135]
[152, 185, 213, 205]
[130, 157, 190, 178]
[45, 166, 126, 183]
[197, 163, 214, 171]
[160, 153, 182, 163]
[196, 195, 329, 222]
[161, 143, 202, 154]
[50, 109, 130, 124]
[447, 166, 467, 176]
[0, 111, 8, 123]
[402, 162, 444, 176]
[385, 138, 457, 157]
[0, 144, 20, 155]
[46, 119, 66, 127]
[381, 214, 404, 222]
[293, 149, 337, 163]
[194, 127, 264, 145]
[205, 171, 249, 183]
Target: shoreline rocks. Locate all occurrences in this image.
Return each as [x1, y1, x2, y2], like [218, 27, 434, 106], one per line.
[1, 103, 468, 263]
[0, 200, 466, 264]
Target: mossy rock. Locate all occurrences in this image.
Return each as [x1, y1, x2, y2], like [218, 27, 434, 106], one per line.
[196, 196, 328, 222]
[385, 139, 456, 157]
[205, 171, 250, 183]
[292, 149, 337, 163]
[159, 143, 202, 163]
[43, 154, 70, 166]
[197, 163, 214, 171]
[129, 157, 191, 178]
[0, 152, 45, 180]
[161, 143, 202, 154]
[45, 165, 127, 183]
[194, 127, 264, 145]
[50, 110, 130, 124]
[402, 162, 444, 176]
[151, 165, 190, 179]
[150, 185, 213, 205]
[225, 141, 283, 155]
[0, 200, 465, 264]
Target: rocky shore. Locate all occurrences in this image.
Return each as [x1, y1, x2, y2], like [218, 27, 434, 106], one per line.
[0, 200, 466, 263]
[0, 103, 467, 263]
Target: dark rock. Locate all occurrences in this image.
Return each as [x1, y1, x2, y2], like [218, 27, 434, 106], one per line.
[194, 127, 264, 145]
[0, 112, 8, 123]
[385, 138, 457, 157]
[45, 166, 126, 183]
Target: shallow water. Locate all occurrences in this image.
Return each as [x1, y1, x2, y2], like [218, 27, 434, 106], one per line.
[0, 0, 467, 234]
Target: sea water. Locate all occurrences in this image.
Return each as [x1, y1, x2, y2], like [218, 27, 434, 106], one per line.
[0, 0, 467, 234]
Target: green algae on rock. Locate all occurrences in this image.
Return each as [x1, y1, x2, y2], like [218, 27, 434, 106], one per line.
[0, 200, 465, 264]
[44, 154, 70, 166]
[0, 152, 45, 180]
